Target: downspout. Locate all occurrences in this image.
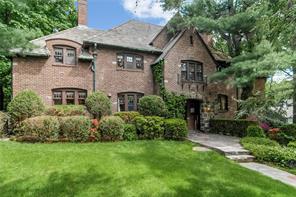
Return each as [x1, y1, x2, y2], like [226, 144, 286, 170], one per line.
[92, 43, 98, 92]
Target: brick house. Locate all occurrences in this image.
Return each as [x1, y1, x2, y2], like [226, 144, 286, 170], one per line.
[12, 0, 238, 131]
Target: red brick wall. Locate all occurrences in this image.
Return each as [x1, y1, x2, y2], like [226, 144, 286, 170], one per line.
[163, 29, 237, 118]
[12, 39, 93, 105]
[151, 27, 170, 49]
[94, 48, 158, 111]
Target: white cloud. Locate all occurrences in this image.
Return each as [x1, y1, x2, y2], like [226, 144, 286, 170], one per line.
[122, 0, 174, 23]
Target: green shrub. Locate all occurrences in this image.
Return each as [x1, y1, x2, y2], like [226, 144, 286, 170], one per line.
[288, 141, 296, 149]
[8, 90, 45, 124]
[59, 116, 91, 142]
[0, 111, 9, 136]
[16, 116, 60, 142]
[246, 125, 265, 138]
[134, 116, 164, 139]
[209, 119, 258, 137]
[164, 118, 188, 140]
[138, 95, 167, 117]
[85, 91, 111, 119]
[113, 112, 140, 123]
[242, 143, 296, 168]
[123, 124, 137, 141]
[241, 137, 280, 147]
[276, 124, 296, 145]
[45, 105, 88, 117]
[99, 116, 125, 141]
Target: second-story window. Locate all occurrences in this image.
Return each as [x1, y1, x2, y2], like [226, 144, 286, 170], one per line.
[54, 46, 76, 65]
[181, 61, 203, 82]
[117, 53, 144, 70]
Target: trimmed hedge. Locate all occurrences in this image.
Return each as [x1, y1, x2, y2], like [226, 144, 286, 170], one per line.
[242, 142, 296, 168]
[210, 119, 258, 137]
[99, 116, 125, 141]
[164, 118, 188, 140]
[134, 116, 164, 139]
[85, 91, 111, 119]
[246, 125, 265, 138]
[16, 116, 60, 142]
[45, 105, 88, 117]
[241, 137, 280, 147]
[123, 124, 137, 141]
[288, 141, 296, 149]
[113, 112, 140, 123]
[59, 116, 92, 142]
[138, 95, 167, 117]
[8, 90, 45, 124]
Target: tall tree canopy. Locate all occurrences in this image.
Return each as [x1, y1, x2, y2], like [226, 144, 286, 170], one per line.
[0, 0, 77, 110]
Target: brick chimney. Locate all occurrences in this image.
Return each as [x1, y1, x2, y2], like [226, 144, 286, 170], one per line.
[78, 0, 88, 26]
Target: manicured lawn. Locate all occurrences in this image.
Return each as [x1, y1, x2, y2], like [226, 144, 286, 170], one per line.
[0, 141, 295, 197]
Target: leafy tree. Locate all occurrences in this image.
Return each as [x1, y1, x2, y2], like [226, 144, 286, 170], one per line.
[0, 0, 77, 110]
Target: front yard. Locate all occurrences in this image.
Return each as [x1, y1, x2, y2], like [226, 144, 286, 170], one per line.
[1, 140, 295, 197]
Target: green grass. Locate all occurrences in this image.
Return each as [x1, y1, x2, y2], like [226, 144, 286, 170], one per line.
[0, 141, 295, 197]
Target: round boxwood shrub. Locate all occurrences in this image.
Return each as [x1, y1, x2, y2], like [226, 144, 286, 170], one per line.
[123, 124, 137, 141]
[59, 116, 92, 142]
[8, 90, 45, 124]
[138, 95, 167, 117]
[16, 116, 60, 142]
[164, 118, 188, 140]
[246, 125, 265, 138]
[85, 91, 111, 119]
[113, 112, 140, 123]
[99, 116, 125, 141]
[134, 116, 164, 139]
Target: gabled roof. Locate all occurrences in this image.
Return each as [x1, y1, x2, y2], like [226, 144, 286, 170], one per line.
[11, 25, 104, 57]
[85, 20, 163, 53]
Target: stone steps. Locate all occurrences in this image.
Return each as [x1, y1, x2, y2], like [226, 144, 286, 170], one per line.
[226, 155, 255, 162]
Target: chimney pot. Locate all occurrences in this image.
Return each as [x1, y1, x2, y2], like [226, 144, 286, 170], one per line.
[78, 0, 88, 26]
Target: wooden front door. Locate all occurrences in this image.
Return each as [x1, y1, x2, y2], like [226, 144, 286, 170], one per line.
[186, 99, 201, 131]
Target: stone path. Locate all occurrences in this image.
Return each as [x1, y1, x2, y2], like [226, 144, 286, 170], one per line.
[188, 131, 296, 188]
[240, 162, 296, 188]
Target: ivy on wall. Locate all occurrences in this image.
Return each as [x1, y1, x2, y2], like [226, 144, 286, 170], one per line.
[151, 60, 186, 119]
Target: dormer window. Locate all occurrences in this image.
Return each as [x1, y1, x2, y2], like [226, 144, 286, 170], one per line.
[54, 46, 77, 65]
[117, 53, 144, 70]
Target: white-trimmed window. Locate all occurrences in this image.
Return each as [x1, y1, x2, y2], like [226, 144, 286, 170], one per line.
[52, 89, 87, 105]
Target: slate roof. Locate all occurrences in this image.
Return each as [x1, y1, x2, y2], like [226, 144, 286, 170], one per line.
[11, 19, 229, 63]
[85, 20, 163, 53]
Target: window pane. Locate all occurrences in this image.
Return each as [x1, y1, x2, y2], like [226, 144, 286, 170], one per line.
[65, 49, 76, 65]
[135, 56, 143, 69]
[54, 48, 63, 63]
[78, 91, 86, 105]
[66, 91, 75, 105]
[126, 56, 133, 63]
[127, 95, 135, 111]
[189, 63, 196, 81]
[53, 91, 62, 105]
[117, 54, 124, 67]
[119, 95, 126, 111]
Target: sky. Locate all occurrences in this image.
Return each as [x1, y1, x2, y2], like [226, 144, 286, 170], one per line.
[86, 0, 174, 30]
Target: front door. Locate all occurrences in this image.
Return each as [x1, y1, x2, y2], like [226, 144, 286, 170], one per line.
[186, 99, 201, 131]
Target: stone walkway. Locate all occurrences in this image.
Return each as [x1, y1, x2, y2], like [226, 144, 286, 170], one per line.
[188, 131, 296, 188]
